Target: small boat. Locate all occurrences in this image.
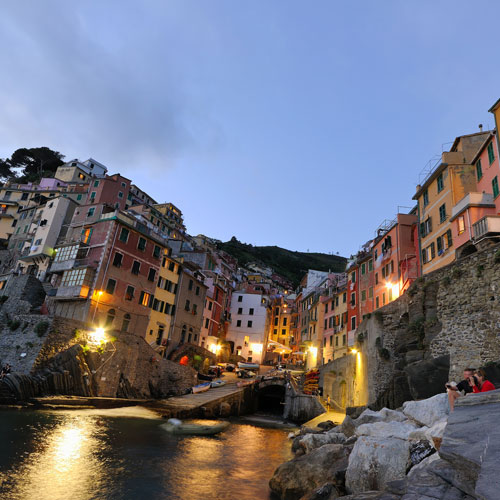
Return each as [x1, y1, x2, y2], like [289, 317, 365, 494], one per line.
[197, 372, 215, 381]
[163, 419, 230, 436]
[210, 380, 226, 388]
[238, 362, 259, 370]
[192, 382, 211, 394]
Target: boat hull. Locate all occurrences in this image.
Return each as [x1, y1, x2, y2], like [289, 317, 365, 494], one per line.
[162, 421, 230, 436]
[238, 362, 259, 370]
[192, 382, 211, 394]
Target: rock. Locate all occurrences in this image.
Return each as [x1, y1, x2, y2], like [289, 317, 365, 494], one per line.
[404, 350, 424, 365]
[402, 393, 449, 427]
[404, 354, 450, 401]
[354, 408, 407, 426]
[317, 420, 335, 430]
[336, 492, 401, 499]
[346, 406, 367, 420]
[300, 482, 341, 500]
[269, 443, 350, 500]
[345, 436, 357, 446]
[403, 458, 475, 499]
[407, 452, 440, 478]
[297, 432, 347, 455]
[355, 421, 419, 440]
[409, 440, 434, 466]
[339, 415, 356, 438]
[345, 436, 411, 494]
[439, 390, 500, 500]
[300, 426, 325, 435]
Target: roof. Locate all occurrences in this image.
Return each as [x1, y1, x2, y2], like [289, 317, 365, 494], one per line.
[488, 98, 500, 113]
[470, 131, 496, 165]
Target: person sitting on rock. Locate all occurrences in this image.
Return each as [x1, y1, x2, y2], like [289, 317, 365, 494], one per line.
[447, 367, 475, 411]
[470, 368, 496, 393]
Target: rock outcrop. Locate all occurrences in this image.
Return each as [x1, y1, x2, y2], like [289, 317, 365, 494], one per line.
[270, 390, 500, 500]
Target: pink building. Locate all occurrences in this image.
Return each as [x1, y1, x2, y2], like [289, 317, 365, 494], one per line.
[322, 295, 336, 363]
[450, 131, 500, 257]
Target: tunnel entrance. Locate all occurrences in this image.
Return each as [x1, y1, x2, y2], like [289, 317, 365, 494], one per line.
[257, 384, 286, 415]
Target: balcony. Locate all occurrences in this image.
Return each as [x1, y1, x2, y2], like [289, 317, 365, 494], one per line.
[473, 216, 500, 240]
[451, 192, 495, 220]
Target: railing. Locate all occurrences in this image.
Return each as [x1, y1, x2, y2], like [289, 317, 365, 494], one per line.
[472, 216, 500, 240]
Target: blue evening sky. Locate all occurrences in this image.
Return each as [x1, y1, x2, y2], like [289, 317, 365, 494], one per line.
[1, 1, 499, 257]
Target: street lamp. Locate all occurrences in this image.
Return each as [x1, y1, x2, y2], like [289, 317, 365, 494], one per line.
[92, 290, 104, 323]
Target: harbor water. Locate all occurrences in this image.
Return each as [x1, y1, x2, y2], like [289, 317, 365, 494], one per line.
[0, 407, 292, 500]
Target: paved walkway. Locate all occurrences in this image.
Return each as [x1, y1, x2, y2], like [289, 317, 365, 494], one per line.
[304, 410, 346, 427]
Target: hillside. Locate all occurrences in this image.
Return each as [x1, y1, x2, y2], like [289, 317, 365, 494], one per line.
[218, 237, 347, 287]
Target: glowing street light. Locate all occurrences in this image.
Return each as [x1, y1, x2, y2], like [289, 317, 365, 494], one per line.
[89, 327, 106, 345]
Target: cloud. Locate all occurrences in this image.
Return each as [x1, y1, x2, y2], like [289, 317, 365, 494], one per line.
[0, 1, 222, 172]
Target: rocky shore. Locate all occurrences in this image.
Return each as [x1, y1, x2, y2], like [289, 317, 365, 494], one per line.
[270, 390, 500, 500]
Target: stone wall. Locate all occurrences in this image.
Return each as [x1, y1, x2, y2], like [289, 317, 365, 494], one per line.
[319, 243, 500, 410]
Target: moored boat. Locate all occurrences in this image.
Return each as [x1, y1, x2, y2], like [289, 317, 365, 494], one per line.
[192, 382, 211, 394]
[210, 380, 226, 388]
[162, 419, 230, 436]
[236, 379, 255, 388]
[238, 362, 259, 370]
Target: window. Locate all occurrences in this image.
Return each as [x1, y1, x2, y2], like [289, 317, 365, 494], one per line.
[168, 261, 175, 272]
[351, 271, 356, 283]
[361, 290, 366, 301]
[369, 287, 373, 299]
[195, 286, 200, 296]
[238, 307, 243, 315]
[90, 191, 96, 200]
[283, 317, 287, 326]
[437, 173, 444, 192]
[457, 216, 465, 235]
[336, 336, 339, 347]
[439, 204, 447, 223]
[139, 291, 151, 307]
[131, 260, 141, 275]
[368, 259, 373, 272]
[79, 173, 86, 180]
[112, 252, 123, 267]
[423, 189, 429, 206]
[376, 296, 379, 308]
[34, 238, 42, 246]
[488, 142, 495, 164]
[247, 320, 253, 328]
[351, 316, 356, 330]
[20, 193, 28, 201]
[446, 229, 453, 248]
[153, 245, 161, 258]
[361, 263, 366, 275]
[236, 320, 241, 327]
[476, 159, 483, 181]
[87, 207, 95, 217]
[76, 194, 82, 201]
[93, 180, 99, 187]
[119, 227, 129, 243]
[249, 308, 254, 315]
[208, 301, 213, 311]
[420, 217, 433, 237]
[148, 268, 156, 282]
[184, 300, 190, 311]
[125, 286, 135, 301]
[375, 272, 378, 284]
[493, 176, 499, 198]
[343, 292, 346, 303]
[192, 304, 198, 314]
[188, 279, 193, 291]
[205, 318, 209, 329]
[118, 191, 123, 198]
[274, 317, 278, 326]
[121, 314, 131, 332]
[382, 292, 386, 305]
[350, 292, 356, 306]
[237, 295, 243, 302]
[105, 278, 116, 295]
[137, 237, 147, 251]
[82, 228, 92, 244]
[105, 309, 115, 327]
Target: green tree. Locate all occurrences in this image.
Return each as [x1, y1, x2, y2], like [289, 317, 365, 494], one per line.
[0, 147, 65, 181]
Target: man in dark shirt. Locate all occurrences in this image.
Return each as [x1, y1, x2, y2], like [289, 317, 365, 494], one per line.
[447, 367, 475, 411]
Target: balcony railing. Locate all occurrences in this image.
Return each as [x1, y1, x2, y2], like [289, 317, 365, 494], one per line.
[473, 215, 500, 240]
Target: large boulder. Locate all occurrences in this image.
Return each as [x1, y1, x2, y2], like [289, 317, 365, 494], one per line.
[439, 390, 500, 500]
[404, 354, 450, 400]
[339, 415, 356, 438]
[297, 432, 347, 455]
[402, 393, 449, 427]
[270, 444, 350, 500]
[355, 421, 419, 440]
[354, 408, 406, 426]
[300, 482, 341, 500]
[345, 436, 411, 494]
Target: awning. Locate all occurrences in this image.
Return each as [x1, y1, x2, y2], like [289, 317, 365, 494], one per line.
[267, 340, 292, 353]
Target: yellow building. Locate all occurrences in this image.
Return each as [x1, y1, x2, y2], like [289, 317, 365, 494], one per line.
[145, 247, 180, 356]
[267, 296, 293, 352]
[413, 132, 489, 274]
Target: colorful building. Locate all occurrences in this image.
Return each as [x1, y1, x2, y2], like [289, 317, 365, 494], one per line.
[413, 132, 489, 274]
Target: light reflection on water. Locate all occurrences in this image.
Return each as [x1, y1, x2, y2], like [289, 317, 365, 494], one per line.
[0, 409, 292, 500]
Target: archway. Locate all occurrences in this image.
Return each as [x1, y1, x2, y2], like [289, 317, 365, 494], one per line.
[257, 384, 286, 415]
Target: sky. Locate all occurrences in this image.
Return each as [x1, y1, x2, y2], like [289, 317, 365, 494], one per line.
[1, 1, 499, 257]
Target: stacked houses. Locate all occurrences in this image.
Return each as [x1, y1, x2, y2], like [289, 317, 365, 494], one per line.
[0, 100, 499, 370]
